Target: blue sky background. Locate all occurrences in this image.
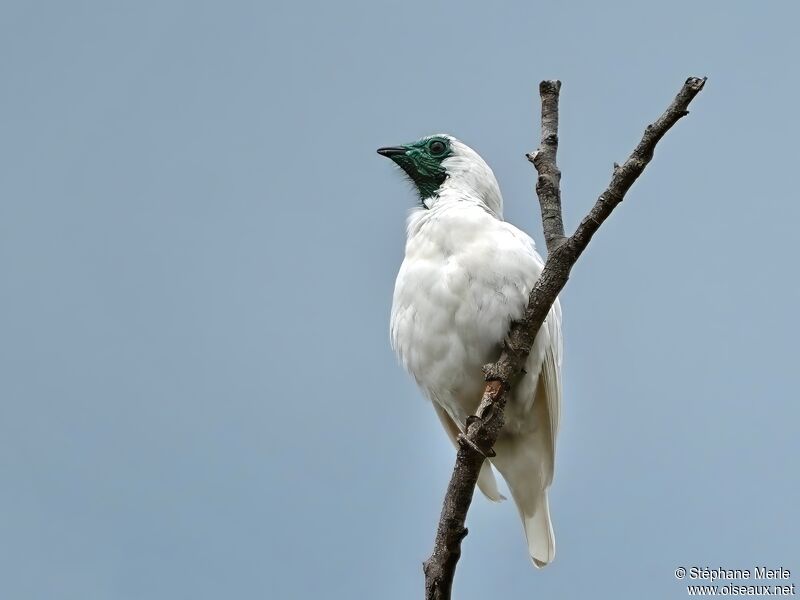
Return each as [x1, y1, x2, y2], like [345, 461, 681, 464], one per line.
[1, 1, 798, 598]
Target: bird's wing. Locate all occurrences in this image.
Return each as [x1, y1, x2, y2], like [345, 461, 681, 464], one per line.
[432, 403, 506, 502]
[504, 222, 563, 475]
[491, 299, 562, 567]
[540, 298, 563, 480]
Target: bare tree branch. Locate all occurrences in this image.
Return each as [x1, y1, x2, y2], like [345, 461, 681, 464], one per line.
[422, 76, 707, 600]
[529, 80, 566, 253]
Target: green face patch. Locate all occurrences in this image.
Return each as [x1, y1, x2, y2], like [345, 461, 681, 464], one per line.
[378, 136, 453, 205]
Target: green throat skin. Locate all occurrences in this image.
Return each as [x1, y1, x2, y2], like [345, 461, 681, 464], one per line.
[377, 136, 453, 205]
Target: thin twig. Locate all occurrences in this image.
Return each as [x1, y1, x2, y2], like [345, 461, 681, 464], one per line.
[422, 76, 706, 600]
[528, 80, 566, 253]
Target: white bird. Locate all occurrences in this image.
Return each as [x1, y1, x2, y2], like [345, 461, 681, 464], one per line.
[379, 134, 563, 568]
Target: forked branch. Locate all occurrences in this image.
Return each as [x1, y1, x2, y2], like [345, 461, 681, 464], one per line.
[423, 76, 706, 600]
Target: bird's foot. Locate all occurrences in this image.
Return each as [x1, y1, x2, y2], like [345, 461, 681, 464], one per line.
[458, 420, 496, 458]
[466, 415, 481, 428]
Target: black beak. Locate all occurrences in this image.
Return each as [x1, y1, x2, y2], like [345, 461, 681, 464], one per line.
[377, 146, 407, 157]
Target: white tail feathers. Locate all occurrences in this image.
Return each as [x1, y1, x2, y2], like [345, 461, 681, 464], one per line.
[523, 492, 555, 568]
[491, 425, 556, 568]
[477, 462, 506, 502]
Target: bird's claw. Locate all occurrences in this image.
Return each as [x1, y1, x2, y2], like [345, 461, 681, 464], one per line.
[458, 433, 496, 458]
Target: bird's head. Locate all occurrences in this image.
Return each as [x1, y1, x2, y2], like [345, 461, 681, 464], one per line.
[377, 134, 503, 216]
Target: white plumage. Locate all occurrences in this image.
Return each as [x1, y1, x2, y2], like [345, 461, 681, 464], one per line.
[386, 135, 563, 567]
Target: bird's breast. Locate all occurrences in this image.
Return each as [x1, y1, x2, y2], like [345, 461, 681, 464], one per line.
[390, 215, 536, 423]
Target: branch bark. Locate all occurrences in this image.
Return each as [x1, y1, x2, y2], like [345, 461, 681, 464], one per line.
[422, 76, 707, 600]
[529, 80, 566, 253]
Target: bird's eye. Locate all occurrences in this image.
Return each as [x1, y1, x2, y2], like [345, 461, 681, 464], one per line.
[429, 139, 447, 155]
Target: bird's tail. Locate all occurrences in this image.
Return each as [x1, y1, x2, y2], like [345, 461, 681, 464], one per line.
[492, 434, 556, 568]
[521, 491, 555, 568]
